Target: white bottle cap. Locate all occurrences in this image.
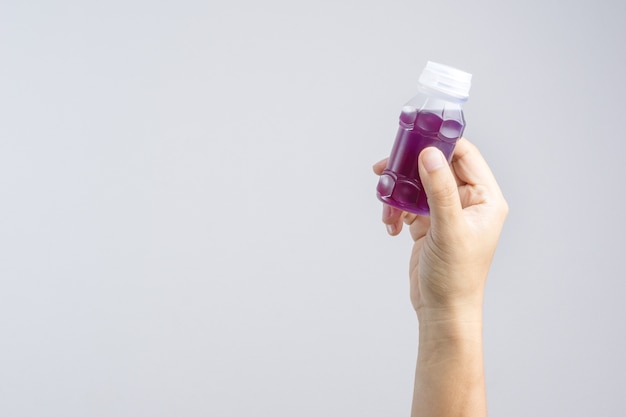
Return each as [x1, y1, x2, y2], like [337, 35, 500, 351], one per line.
[418, 61, 472, 101]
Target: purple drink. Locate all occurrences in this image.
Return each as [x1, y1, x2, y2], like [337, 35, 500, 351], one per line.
[377, 106, 465, 215]
[376, 62, 471, 215]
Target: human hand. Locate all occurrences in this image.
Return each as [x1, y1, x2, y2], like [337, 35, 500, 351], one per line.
[372, 138, 508, 321]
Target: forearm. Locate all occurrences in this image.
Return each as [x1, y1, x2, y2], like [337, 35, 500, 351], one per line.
[411, 310, 487, 417]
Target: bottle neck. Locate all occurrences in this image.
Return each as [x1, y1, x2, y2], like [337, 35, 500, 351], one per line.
[417, 84, 468, 104]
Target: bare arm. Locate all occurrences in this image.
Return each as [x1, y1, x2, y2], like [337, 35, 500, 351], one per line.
[373, 138, 508, 417]
[413, 310, 486, 416]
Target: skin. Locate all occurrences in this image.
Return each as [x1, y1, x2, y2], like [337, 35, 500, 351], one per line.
[372, 137, 508, 417]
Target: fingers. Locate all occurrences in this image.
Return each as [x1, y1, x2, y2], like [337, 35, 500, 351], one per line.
[373, 156, 439, 237]
[374, 157, 403, 235]
[451, 139, 508, 218]
[383, 204, 404, 235]
[418, 147, 463, 227]
[372, 158, 388, 175]
[451, 138, 500, 191]
[409, 214, 431, 242]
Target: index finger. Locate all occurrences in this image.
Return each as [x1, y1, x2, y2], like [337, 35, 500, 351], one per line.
[451, 137, 501, 191]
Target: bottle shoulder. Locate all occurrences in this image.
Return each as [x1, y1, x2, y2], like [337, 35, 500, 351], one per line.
[400, 93, 466, 140]
[402, 94, 465, 123]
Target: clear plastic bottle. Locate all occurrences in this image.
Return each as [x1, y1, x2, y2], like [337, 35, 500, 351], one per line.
[376, 61, 472, 215]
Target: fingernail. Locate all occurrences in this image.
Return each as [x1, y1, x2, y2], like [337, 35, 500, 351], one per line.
[386, 224, 395, 235]
[422, 148, 446, 172]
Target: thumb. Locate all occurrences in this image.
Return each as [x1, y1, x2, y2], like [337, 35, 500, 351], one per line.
[418, 147, 463, 225]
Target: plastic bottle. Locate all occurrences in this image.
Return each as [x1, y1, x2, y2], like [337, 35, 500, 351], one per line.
[376, 61, 472, 215]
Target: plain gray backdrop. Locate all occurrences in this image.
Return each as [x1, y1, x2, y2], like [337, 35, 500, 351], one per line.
[1, 0, 625, 416]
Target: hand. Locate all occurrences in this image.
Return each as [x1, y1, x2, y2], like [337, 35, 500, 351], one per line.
[373, 138, 508, 320]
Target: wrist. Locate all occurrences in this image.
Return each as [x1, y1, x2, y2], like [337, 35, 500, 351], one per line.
[417, 305, 483, 344]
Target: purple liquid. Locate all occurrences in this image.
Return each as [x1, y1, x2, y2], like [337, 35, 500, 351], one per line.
[377, 107, 465, 215]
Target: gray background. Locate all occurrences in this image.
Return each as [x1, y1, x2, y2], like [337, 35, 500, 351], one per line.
[1, 0, 625, 416]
